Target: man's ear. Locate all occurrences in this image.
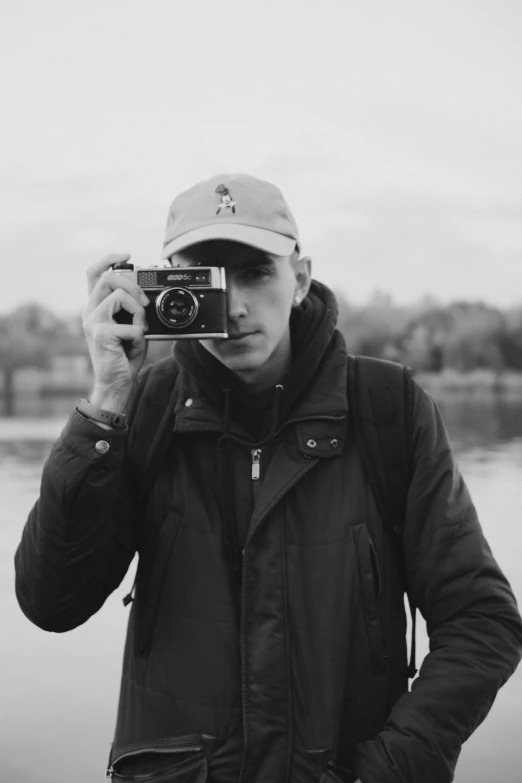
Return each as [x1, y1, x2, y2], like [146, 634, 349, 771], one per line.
[294, 255, 312, 302]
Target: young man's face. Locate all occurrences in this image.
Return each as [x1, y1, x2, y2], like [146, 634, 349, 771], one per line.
[170, 240, 311, 388]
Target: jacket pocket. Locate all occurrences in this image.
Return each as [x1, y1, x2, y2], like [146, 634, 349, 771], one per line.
[352, 523, 386, 674]
[107, 733, 214, 782]
[320, 767, 349, 783]
[298, 747, 334, 783]
[300, 748, 357, 783]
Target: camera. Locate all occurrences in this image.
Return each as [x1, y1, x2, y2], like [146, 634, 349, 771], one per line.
[112, 262, 227, 340]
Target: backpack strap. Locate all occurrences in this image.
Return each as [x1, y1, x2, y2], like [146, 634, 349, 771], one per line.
[121, 356, 180, 607]
[125, 355, 180, 497]
[347, 354, 418, 679]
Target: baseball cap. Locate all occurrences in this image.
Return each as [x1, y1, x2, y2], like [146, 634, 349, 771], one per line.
[162, 173, 300, 259]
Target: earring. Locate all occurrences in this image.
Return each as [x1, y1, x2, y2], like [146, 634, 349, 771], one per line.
[294, 295, 301, 305]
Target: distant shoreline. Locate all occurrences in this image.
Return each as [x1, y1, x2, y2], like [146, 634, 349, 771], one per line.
[414, 369, 522, 394]
[1, 370, 522, 417]
[0, 417, 66, 440]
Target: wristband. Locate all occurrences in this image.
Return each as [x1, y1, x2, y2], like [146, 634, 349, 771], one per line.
[76, 398, 127, 431]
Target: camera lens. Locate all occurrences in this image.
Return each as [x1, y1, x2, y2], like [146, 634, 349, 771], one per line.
[169, 298, 188, 317]
[156, 288, 198, 329]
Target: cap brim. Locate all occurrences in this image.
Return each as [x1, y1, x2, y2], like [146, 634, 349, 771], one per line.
[162, 223, 297, 259]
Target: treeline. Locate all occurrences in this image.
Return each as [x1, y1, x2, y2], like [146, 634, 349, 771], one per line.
[0, 303, 87, 374]
[2, 294, 522, 379]
[336, 291, 522, 372]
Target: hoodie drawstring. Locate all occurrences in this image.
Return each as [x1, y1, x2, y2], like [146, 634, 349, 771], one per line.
[270, 384, 284, 437]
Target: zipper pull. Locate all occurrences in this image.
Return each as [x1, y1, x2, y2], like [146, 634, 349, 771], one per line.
[251, 448, 262, 480]
[105, 766, 113, 780]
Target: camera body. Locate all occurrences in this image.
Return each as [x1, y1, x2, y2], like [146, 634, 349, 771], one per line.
[112, 263, 227, 340]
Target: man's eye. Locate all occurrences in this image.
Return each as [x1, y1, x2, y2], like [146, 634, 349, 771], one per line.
[240, 268, 269, 282]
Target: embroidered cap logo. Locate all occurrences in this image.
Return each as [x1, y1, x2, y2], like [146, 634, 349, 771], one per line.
[215, 184, 236, 215]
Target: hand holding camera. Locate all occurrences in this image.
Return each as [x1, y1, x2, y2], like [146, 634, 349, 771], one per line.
[82, 254, 228, 413]
[82, 253, 150, 413]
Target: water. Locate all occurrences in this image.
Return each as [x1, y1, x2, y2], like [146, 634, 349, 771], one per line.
[2, 394, 522, 782]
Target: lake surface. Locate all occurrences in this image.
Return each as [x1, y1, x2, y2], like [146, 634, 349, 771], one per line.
[2, 393, 522, 783]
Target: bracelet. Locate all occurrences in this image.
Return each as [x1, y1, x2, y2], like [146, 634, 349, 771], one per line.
[76, 398, 127, 431]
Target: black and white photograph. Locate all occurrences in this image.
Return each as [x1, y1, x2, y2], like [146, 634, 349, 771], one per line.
[2, 2, 522, 782]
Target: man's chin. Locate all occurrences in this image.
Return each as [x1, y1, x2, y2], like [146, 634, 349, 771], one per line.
[217, 353, 264, 375]
[200, 338, 271, 377]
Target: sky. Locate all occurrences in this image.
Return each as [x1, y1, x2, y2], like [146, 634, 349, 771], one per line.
[2, 0, 522, 316]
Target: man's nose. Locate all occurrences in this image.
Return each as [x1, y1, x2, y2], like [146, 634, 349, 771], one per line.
[226, 281, 248, 320]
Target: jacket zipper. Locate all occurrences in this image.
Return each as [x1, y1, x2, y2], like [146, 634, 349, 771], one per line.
[242, 415, 343, 554]
[246, 414, 342, 506]
[106, 743, 204, 780]
[368, 537, 382, 601]
[251, 448, 262, 502]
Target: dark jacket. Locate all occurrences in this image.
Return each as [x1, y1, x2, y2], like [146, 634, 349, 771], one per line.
[14, 287, 522, 783]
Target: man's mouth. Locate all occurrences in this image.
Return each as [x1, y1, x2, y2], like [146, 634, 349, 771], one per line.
[227, 331, 257, 341]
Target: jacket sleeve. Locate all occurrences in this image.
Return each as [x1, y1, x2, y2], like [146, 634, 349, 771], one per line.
[354, 384, 522, 783]
[14, 389, 147, 633]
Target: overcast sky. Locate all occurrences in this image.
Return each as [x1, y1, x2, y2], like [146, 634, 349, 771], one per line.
[2, 0, 522, 315]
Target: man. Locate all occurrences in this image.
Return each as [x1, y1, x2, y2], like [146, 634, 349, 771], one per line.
[14, 173, 522, 783]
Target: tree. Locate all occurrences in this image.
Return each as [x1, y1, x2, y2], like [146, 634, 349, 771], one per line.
[402, 308, 453, 371]
[441, 302, 506, 372]
[0, 303, 62, 416]
[499, 307, 522, 370]
[337, 290, 410, 360]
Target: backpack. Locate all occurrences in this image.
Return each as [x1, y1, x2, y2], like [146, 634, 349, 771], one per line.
[347, 355, 417, 679]
[123, 353, 418, 678]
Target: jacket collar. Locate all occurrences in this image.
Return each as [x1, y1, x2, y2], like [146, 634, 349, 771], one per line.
[172, 329, 349, 454]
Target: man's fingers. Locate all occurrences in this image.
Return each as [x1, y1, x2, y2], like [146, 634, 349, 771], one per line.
[84, 269, 148, 318]
[85, 287, 147, 331]
[88, 321, 146, 348]
[86, 253, 131, 296]
[109, 323, 147, 343]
